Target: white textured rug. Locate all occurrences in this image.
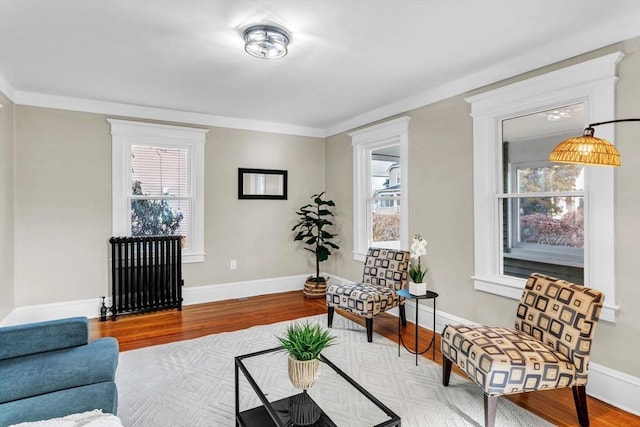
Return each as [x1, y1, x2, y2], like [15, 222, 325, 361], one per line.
[10, 410, 123, 427]
[115, 315, 552, 426]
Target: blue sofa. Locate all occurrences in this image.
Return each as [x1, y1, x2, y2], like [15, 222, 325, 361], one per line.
[0, 317, 119, 426]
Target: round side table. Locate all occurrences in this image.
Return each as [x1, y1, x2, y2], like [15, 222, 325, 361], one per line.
[396, 288, 439, 365]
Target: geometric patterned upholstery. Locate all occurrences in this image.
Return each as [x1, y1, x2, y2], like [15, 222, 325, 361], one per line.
[441, 273, 604, 427]
[326, 283, 398, 318]
[441, 324, 578, 395]
[326, 247, 410, 318]
[514, 273, 603, 386]
[326, 247, 410, 342]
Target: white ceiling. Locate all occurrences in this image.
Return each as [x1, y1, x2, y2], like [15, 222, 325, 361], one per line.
[0, 0, 639, 137]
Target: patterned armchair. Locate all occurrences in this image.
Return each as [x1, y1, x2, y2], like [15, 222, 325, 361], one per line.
[326, 247, 410, 342]
[441, 273, 604, 427]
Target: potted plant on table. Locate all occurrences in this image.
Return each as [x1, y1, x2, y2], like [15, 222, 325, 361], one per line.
[277, 321, 337, 390]
[292, 192, 339, 298]
[409, 233, 428, 295]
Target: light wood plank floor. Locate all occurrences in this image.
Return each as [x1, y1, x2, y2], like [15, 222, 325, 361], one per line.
[90, 290, 639, 426]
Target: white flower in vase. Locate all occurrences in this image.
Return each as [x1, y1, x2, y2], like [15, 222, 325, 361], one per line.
[409, 234, 428, 295]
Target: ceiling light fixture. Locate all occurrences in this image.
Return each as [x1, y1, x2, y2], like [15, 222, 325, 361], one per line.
[548, 118, 640, 167]
[243, 25, 290, 59]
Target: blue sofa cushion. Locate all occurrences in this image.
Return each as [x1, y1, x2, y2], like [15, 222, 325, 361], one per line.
[0, 317, 89, 360]
[0, 337, 118, 404]
[0, 382, 118, 426]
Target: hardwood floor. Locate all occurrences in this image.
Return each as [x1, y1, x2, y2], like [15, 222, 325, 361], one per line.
[91, 290, 639, 427]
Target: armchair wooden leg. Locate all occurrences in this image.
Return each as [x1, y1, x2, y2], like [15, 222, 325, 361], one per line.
[484, 395, 497, 427]
[399, 304, 407, 327]
[327, 306, 334, 328]
[442, 356, 452, 386]
[365, 318, 373, 342]
[572, 385, 590, 427]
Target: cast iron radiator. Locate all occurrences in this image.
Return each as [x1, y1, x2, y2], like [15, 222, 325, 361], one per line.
[109, 236, 183, 320]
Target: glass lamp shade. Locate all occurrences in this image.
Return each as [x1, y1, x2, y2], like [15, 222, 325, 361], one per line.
[548, 127, 621, 167]
[243, 25, 289, 59]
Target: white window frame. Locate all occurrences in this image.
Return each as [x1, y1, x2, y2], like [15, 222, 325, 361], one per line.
[350, 116, 409, 262]
[467, 52, 622, 322]
[109, 119, 207, 263]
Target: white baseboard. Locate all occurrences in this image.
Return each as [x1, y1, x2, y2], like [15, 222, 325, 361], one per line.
[588, 362, 640, 416]
[1, 274, 309, 326]
[1, 298, 103, 326]
[2, 274, 639, 416]
[181, 274, 307, 306]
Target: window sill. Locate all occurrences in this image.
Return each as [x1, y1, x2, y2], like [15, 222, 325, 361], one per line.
[353, 242, 401, 262]
[371, 241, 400, 250]
[183, 252, 205, 264]
[504, 250, 583, 268]
[472, 274, 618, 323]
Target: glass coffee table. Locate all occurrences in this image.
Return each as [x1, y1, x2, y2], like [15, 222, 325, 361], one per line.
[235, 347, 401, 426]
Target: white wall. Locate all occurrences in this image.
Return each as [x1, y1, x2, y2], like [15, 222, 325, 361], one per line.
[0, 92, 15, 320]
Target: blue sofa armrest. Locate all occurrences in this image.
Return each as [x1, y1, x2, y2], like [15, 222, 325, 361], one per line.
[0, 317, 120, 425]
[0, 337, 119, 404]
[0, 317, 89, 360]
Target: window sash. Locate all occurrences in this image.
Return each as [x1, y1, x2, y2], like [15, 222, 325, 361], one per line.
[502, 193, 584, 269]
[129, 146, 191, 241]
[369, 196, 401, 247]
[131, 145, 190, 197]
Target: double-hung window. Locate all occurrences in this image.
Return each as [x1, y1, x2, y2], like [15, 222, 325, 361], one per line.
[351, 117, 409, 262]
[467, 52, 621, 322]
[109, 119, 207, 263]
[502, 105, 585, 284]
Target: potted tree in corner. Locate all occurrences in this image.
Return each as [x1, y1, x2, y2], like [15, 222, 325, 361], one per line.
[292, 192, 339, 298]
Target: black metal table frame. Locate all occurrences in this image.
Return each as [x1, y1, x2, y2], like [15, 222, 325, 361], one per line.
[397, 289, 439, 365]
[235, 346, 401, 427]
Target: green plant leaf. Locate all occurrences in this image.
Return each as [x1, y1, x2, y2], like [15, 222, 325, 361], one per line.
[317, 246, 330, 262]
[277, 321, 337, 360]
[292, 192, 339, 280]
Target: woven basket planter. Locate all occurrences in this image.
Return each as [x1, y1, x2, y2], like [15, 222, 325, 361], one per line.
[303, 277, 327, 299]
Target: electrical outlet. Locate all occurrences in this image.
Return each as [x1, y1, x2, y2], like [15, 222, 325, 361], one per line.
[230, 259, 237, 270]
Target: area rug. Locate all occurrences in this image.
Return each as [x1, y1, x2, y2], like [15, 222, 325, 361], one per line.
[115, 315, 552, 426]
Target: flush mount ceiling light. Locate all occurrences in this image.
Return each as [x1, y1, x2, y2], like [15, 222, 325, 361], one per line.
[243, 25, 290, 59]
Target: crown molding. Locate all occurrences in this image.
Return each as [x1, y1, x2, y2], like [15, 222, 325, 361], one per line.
[3, 12, 639, 140]
[12, 90, 326, 138]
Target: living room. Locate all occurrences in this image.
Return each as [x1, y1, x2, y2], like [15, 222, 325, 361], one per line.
[0, 1, 639, 426]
